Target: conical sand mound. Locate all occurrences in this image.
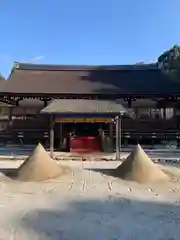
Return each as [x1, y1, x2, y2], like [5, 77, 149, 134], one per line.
[15, 143, 70, 181]
[116, 144, 169, 183]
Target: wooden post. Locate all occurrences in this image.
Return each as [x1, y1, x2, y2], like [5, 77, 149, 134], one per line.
[124, 138, 128, 147]
[50, 114, 54, 158]
[119, 115, 122, 159]
[59, 123, 63, 150]
[23, 108, 26, 120]
[163, 108, 166, 119]
[108, 122, 114, 152]
[44, 100, 48, 107]
[127, 99, 132, 108]
[8, 107, 13, 127]
[115, 116, 120, 160]
[177, 138, 180, 148]
[109, 122, 113, 139]
[176, 109, 180, 148]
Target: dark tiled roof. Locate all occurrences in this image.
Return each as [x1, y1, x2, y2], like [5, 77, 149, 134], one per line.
[0, 79, 8, 91]
[2, 62, 180, 95]
[41, 99, 126, 114]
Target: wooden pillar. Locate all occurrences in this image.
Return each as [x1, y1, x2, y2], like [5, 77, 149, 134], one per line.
[176, 109, 180, 148]
[109, 122, 113, 139]
[163, 108, 166, 119]
[173, 107, 176, 118]
[109, 122, 114, 152]
[119, 115, 122, 159]
[23, 108, 26, 120]
[44, 100, 48, 107]
[177, 132, 180, 148]
[115, 116, 120, 160]
[177, 138, 180, 148]
[134, 107, 138, 119]
[151, 138, 155, 149]
[8, 107, 13, 127]
[124, 138, 128, 147]
[128, 99, 132, 108]
[59, 123, 63, 150]
[50, 115, 54, 158]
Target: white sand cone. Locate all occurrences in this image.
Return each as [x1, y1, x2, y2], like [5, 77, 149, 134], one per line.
[116, 144, 169, 183]
[16, 143, 69, 181]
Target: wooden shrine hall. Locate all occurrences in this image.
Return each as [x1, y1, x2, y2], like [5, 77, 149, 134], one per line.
[41, 99, 126, 157]
[0, 61, 180, 152]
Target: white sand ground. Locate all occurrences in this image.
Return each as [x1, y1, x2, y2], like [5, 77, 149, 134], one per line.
[0, 161, 180, 239]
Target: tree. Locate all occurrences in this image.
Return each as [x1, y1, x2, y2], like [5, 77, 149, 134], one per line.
[0, 73, 4, 80]
[158, 45, 180, 82]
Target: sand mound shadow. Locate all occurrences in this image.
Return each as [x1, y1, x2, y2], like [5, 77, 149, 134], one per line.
[0, 168, 17, 178]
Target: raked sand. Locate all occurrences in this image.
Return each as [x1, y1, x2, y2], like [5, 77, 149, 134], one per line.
[0, 160, 180, 239]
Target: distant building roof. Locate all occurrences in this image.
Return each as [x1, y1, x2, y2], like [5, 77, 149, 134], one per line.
[1, 62, 180, 95]
[18, 99, 45, 107]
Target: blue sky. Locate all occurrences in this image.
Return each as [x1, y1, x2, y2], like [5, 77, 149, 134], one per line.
[0, 0, 179, 77]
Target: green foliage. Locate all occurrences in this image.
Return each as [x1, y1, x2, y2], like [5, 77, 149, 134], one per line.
[0, 73, 4, 80]
[158, 45, 180, 82]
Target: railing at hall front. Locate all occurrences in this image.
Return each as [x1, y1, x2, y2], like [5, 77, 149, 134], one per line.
[104, 118, 178, 136]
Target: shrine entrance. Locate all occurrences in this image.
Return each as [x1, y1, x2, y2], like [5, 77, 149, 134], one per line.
[55, 116, 114, 152]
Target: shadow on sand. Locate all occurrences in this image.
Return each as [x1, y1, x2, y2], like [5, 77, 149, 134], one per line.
[15, 197, 180, 240]
[84, 158, 180, 180]
[85, 167, 180, 184]
[0, 167, 18, 179]
[86, 167, 120, 178]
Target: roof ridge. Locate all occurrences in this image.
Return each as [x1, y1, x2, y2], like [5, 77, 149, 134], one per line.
[13, 61, 158, 71]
